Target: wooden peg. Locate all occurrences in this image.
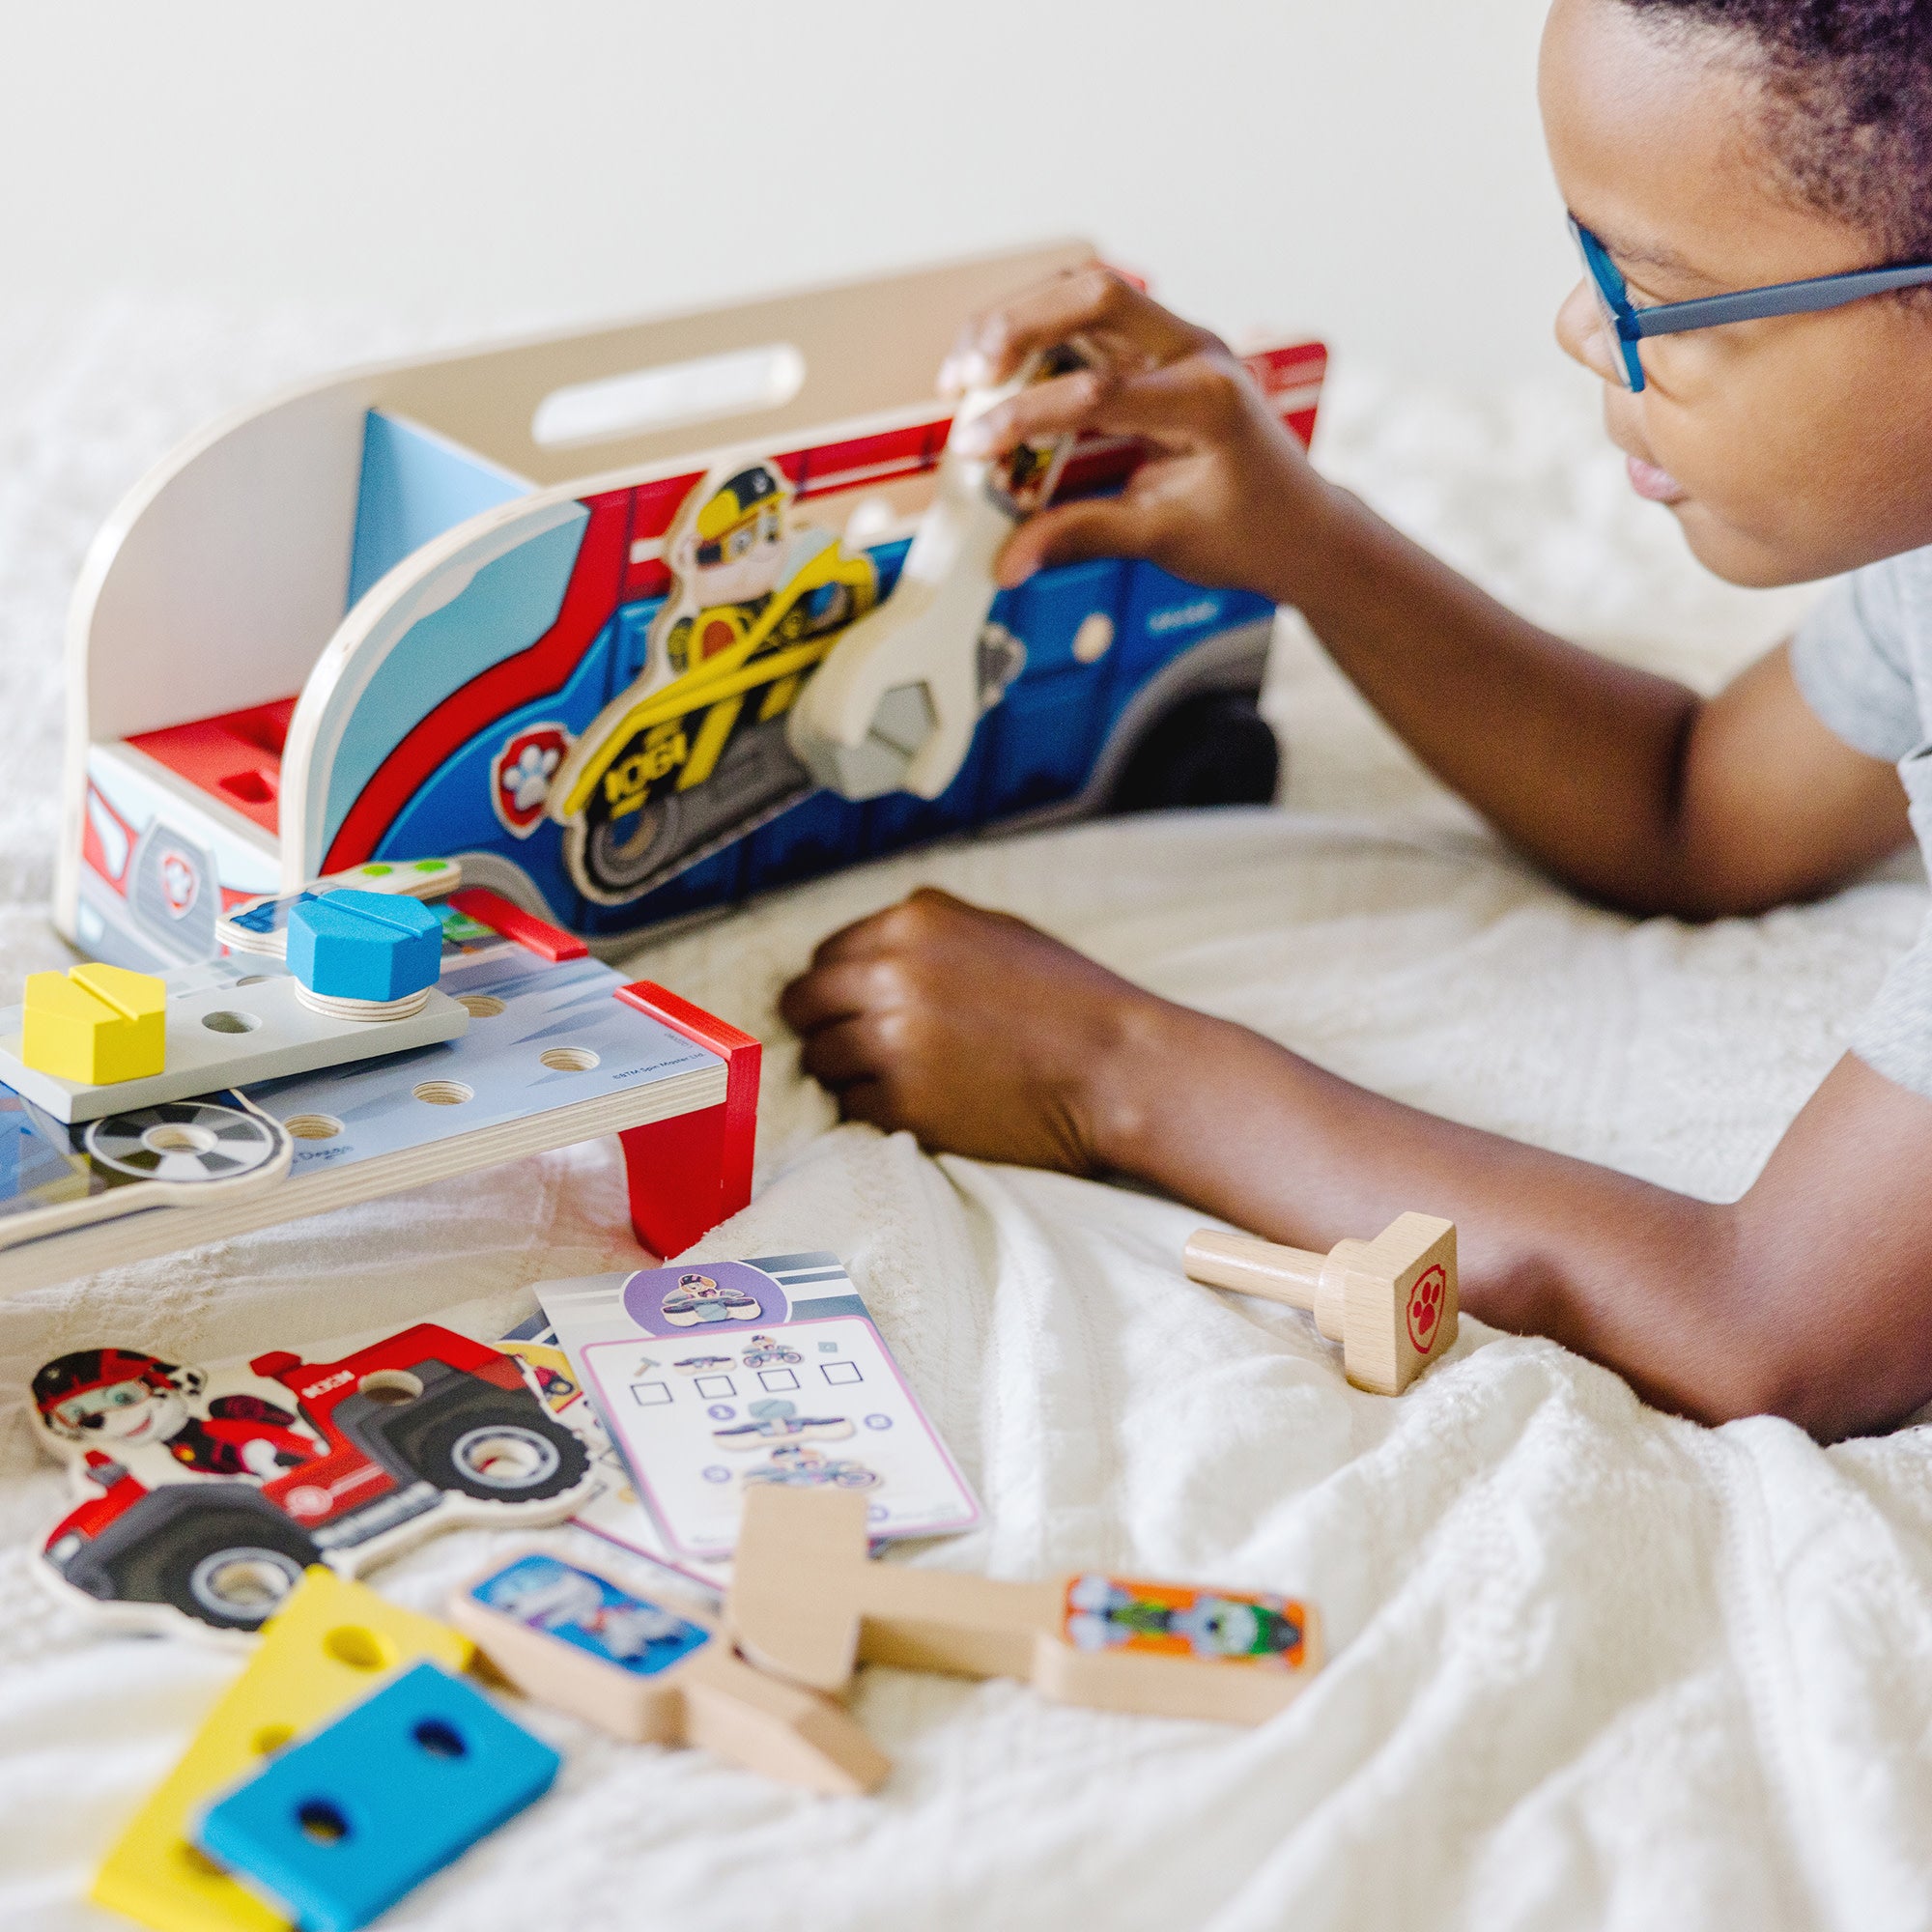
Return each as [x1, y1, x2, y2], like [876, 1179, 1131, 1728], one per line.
[1182, 1211, 1457, 1395]
[727, 1487, 1320, 1726]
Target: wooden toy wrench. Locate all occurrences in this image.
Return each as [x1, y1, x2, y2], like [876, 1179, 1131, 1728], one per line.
[1183, 1212, 1458, 1394]
[786, 348, 1083, 802]
[728, 1486, 1320, 1726]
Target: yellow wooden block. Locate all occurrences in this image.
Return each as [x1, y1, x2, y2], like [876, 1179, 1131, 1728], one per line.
[22, 963, 165, 1085]
[92, 1569, 473, 1932]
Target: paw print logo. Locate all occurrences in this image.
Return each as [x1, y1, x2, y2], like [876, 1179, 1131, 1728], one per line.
[157, 850, 199, 919]
[1406, 1264, 1447, 1354]
[490, 723, 573, 838]
[507, 743, 559, 810]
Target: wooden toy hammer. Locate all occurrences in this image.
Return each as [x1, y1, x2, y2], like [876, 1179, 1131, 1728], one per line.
[727, 1487, 1321, 1726]
[1182, 1212, 1457, 1395]
[450, 1547, 890, 1795]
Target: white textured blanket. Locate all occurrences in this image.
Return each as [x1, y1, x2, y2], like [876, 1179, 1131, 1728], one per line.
[1, 298, 1926, 1931]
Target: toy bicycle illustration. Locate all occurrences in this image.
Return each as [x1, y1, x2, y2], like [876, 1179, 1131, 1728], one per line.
[658, 1270, 763, 1327]
[740, 1442, 881, 1492]
[550, 461, 879, 905]
[711, 1398, 852, 1451]
[740, 1333, 803, 1370]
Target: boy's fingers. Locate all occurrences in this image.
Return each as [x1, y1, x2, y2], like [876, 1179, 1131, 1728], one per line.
[939, 267, 1208, 393]
[797, 1013, 897, 1091]
[778, 957, 897, 1034]
[995, 497, 1152, 587]
[960, 352, 1264, 462]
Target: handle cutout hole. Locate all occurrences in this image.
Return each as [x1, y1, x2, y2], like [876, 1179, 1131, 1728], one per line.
[283, 1113, 343, 1141]
[539, 1046, 599, 1072]
[356, 1370, 424, 1406]
[324, 1624, 395, 1671]
[202, 1009, 261, 1035]
[412, 1719, 468, 1760]
[457, 994, 505, 1019]
[531, 343, 806, 449]
[298, 1800, 350, 1845]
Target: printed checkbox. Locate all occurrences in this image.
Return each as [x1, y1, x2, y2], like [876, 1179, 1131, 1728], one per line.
[630, 1380, 671, 1406]
[757, 1368, 800, 1392]
[820, 1360, 863, 1385]
[694, 1375, 736, 1398]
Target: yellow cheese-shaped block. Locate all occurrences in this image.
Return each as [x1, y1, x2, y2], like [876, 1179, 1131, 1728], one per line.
[92, 1569, 473, 1932]
[21, 963, 165, 1085]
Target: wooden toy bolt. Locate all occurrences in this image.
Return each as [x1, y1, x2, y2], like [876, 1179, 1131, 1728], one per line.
[1182, 1212, 1458, 1396]
[727, 1487, 1321, 1727]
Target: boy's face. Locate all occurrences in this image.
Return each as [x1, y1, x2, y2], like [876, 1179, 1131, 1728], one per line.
[1541, 0, 1932, 586]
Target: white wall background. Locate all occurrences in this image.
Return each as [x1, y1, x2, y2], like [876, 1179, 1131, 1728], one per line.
[0, 0, 1573, 391]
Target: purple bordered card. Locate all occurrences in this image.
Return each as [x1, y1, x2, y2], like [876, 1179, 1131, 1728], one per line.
[536, 1254, 980, 1564]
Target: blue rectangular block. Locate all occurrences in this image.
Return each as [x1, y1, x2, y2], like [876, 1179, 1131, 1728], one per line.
[195, 1661, 560, 1932]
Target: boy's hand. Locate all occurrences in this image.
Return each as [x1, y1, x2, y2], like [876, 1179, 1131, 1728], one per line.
[938, 268, 1338, 599]
[777, 887, 1175, 1176]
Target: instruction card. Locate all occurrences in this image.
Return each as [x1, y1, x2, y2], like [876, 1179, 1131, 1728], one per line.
[537, 1253, 980, 1563]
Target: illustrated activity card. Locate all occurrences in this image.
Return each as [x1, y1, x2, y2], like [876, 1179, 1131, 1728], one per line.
[538, 1254, 980, 1563]
[496, 1311, 727, 1599]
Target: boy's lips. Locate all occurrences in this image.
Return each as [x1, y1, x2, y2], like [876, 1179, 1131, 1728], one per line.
[1625, 453, 1689, 505]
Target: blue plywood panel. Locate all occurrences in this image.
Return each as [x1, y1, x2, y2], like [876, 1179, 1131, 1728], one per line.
[347, 412, 530, 611]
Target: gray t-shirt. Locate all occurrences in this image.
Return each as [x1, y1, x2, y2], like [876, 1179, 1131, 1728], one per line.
[1791, 547, 1932, 1096]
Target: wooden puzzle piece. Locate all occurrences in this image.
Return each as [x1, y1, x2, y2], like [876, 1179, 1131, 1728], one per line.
[217, 857, 463, 961]
[21, 962, 165, 1085]
[286, 890, 442, 1009]
[448, 1547, 890, 1794]
[195, 1661, 558, 1932]
[1182, 1212, 1458, 1396]
[91, 1568, 474, 1932]
[0, 964, 468, 1125]
[785, 350, 1082, 804]
[0, 1091, 296, 1254]
[727, 1487, 1320, 1726]
[33, 1322, 598, 1640]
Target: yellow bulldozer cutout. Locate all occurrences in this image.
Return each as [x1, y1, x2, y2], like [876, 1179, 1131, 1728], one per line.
[550, 458, 878, 905]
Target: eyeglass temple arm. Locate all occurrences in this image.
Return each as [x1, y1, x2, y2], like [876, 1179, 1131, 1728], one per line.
[1630, 263, 1932, 338]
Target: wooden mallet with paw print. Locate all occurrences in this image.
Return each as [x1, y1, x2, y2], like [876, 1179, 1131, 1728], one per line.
[1182, 1212, 1457, 1394]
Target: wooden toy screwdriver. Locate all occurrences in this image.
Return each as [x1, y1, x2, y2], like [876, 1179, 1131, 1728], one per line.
[1182, 1211, 1458, 1395]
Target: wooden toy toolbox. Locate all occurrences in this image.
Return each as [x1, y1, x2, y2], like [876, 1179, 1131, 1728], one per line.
[57, 239, 1327, 971]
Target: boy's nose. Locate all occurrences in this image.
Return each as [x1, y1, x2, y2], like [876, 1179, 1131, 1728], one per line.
[1555, 279, 1620, 384]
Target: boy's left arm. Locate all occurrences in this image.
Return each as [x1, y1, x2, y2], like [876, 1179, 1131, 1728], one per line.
[780, 889, 1932, 1440]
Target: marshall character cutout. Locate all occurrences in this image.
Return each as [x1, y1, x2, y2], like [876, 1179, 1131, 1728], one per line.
[33, 1347, 319, 1488]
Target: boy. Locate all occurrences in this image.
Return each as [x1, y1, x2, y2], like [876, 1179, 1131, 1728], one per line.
[780, 0, 1932, 1442]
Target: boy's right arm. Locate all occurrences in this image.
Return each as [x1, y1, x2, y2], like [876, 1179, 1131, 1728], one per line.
[952, 270, 1910, 917]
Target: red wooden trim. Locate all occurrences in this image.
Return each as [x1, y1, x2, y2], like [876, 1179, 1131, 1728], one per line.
[448, 886, 589, 961]
[613, 980, 760, 1232]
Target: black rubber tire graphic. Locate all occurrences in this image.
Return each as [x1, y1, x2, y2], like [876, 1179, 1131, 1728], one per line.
[1105, 693, 1281, 814]
[133, 1503, 320, 1632]
[585, 794, 680, 895]
[402, 1406, 589, 1504]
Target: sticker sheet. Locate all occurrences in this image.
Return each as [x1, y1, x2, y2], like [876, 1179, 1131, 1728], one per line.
[538, 1254, 979, 1563]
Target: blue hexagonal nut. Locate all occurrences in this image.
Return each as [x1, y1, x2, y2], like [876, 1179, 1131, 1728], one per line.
[287, 888, 442, 1002]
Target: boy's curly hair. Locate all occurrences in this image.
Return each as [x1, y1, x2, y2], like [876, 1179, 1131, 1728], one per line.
[1622, 0, 1932, 261]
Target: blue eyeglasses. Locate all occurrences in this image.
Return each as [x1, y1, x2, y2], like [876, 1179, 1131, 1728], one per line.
[1569, 215, 1932, 392]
